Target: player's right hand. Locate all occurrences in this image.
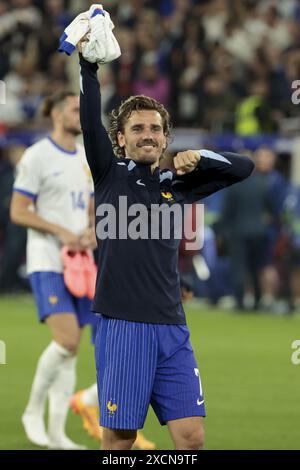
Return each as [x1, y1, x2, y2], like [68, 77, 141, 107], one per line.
[79, 227, 97, 250]
[181, 286, 193, 303]
[57, 228, 83, 251]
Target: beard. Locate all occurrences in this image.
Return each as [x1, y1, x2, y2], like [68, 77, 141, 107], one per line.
[64, 125, 82, 137]
[133, 140, 161, 165]
[135, 153, 158, 165]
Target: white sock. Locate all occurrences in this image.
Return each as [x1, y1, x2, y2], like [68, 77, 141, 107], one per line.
[48, 355, 77, 442]
[24, 341, 71, 417]
[81, 383, 98, 407]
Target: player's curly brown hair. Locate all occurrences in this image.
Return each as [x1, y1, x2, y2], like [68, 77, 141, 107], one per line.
[109, 95, 172, 158]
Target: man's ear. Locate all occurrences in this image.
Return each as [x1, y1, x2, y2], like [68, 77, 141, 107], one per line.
[117, 131, 125, 148]
[163, 135, 169, 152]
[51, 107, 61, 123]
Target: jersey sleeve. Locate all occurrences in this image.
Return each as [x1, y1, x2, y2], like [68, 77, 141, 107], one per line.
[13, 148, 42, 200]
[79, 53, 115, 187]
[172, 150, 255, 203]
[79, 148, 95, 197]
[84, 160, 95, 197]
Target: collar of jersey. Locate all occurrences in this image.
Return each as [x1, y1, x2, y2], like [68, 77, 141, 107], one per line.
[120, 157, 161, 181]
[48, 136, 78, 155]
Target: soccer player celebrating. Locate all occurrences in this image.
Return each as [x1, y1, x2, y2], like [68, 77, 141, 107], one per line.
[10, 91, 96, 450]
[78, 46, 254, 449]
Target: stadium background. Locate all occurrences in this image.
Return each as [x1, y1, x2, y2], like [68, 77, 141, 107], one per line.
[1, 0, 300, 450]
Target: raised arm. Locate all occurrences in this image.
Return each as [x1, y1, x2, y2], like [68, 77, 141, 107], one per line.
[79, 53, 115, 186]
[172, 150, 255, 203]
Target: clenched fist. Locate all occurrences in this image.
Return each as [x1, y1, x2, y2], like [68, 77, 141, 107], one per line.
[173, 150, 201, 176]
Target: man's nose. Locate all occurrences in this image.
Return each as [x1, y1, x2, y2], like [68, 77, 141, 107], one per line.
[141, 129, 155, 140]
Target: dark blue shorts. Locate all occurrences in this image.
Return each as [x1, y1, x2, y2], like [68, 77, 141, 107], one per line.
[29, 271, 96, 327]
[94, 315, 206, 430]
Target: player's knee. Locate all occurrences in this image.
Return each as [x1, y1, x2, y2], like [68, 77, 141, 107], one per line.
[195, 427, 205, 449]
[114, 436, 136, 450]
[177, 427, 205, 450]
[58, 337, 79, 355]
[64, 342, 78, 355]
[102, 429, 137, 450]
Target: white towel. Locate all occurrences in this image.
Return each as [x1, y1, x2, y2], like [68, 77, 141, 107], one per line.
[83, 9, 121, 63]
[58, 4, 121, 64]
[58, 11, 90, 56]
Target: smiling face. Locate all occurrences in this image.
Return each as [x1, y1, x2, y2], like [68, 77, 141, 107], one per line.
[116, 110, 167, 168]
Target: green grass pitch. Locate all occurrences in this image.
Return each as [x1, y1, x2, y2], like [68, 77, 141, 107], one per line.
[1, 294, 300, 450]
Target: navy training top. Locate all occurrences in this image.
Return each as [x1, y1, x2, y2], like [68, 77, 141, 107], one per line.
[79, 55, 254, 324]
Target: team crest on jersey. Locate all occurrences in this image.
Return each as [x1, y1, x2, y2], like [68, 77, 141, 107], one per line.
[48, 295, 58, 305]
[107, 400, 118, 416]
[161, 191, 174, 201]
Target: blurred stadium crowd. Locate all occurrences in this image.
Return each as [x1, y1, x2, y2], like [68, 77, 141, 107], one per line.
[1, 0, 300, 312]
[1, 0, 300, 129]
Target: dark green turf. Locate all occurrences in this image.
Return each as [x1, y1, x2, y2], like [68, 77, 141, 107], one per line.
[1, 295, 300, 449]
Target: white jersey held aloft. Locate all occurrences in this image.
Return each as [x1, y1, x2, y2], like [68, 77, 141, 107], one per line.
[13, 137, 94, 274]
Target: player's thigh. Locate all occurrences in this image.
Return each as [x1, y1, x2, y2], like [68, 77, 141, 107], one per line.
[151, 325, 205, 424]
[29, 271, 82, 352]
[94, 315, 157, 430]
[46, 313, 82, 353]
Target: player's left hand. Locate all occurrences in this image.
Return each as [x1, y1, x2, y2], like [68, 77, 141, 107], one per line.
[80, 227, 97, 250]
[181, 286, 193, 303]
[174, 150, 200, 176]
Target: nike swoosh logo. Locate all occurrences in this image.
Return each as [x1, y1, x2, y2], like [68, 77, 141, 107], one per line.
[136, 179, 146, 186]
[197, 399, 204, 406]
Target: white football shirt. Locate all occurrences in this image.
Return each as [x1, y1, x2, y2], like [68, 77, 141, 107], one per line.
[13, 136, 94, 274]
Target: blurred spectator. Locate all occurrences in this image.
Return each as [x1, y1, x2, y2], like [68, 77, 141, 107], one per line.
[133, 52, 171, 107]
[254, 146, 289, 311]
[223, 17, 256, 64]
[200, 72, 237, 131]
[0, 146, 27, 292]
[175, 48, 205, 126]
[35, 0, 73, 73]
[219, 152, 276, 310]
[98, 65, 119, 128]
[235, 78, 277, 135]
[201, 0, 228, 43]
[262, 3, 291, 51]
[111, 27, 137, 100]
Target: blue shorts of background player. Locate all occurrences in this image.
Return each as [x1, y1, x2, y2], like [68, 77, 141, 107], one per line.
[94, 315, 206, 431]
[29, 271, 96, 327]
